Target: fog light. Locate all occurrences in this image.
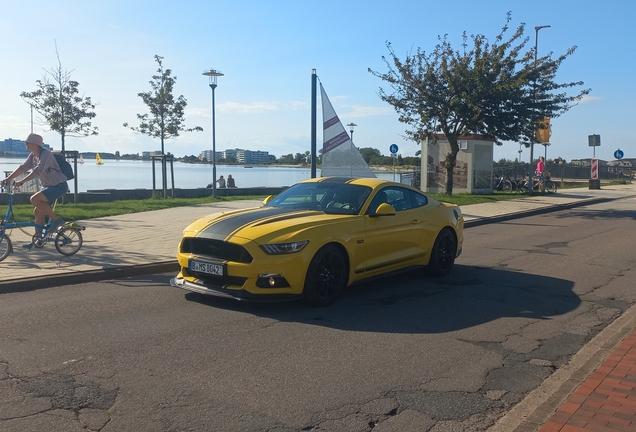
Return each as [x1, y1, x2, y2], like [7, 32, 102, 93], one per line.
[256, 273, 290, 288]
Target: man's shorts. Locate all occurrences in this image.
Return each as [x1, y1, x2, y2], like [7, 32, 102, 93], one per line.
[41, 182, 68, 204]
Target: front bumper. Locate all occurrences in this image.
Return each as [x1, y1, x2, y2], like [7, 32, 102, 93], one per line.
[170, 277, 303, 302]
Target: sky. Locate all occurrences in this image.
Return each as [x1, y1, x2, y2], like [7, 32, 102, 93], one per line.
[1, 0, 634, 163]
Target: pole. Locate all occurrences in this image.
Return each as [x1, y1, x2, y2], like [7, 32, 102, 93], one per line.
[211, 83, 217, 198]
[529, 25, 550, 194]
[311, 69, 317, 178]
[421, 136, 428, 192]
[393, 154, 396, 181]
[203, 70, 223, 197]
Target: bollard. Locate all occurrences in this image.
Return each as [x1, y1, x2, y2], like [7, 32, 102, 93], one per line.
[589, 179, 601, 190]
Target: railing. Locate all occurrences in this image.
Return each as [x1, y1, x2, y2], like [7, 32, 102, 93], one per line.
[399, 163, 633, 191]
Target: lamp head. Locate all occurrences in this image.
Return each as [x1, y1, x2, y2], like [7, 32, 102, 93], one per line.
[203, 69, 224, 87]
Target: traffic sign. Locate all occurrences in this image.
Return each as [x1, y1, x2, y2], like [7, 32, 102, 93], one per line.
[588, 134, 601, 147]
[614, 149, 624, 160]
[389, 143, 399, 154]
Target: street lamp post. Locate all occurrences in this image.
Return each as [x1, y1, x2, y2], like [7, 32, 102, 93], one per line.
[203, 69, 224, 197]
[346, 123, 357, 141]
[529, 25, 550, 194]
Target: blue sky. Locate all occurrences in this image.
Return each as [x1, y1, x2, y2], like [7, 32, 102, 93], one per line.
[1, 0, 634, 163]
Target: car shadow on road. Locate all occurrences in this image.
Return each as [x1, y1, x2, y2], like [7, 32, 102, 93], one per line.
[184, 264, 580, 334]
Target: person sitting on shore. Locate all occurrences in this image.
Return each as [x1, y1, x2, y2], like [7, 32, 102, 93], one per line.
[216, 175, 226, 188]
[227, 175, 236, 188]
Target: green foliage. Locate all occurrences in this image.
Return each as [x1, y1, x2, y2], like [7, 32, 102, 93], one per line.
[369, 12, 590, 195]
[358, 147, 382, 163]
[123, 55, 202, 155]
[20, 45, 98, 152]
[278, 154, 295, 164]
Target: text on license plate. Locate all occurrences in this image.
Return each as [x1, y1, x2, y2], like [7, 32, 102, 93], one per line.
[189, 260, 224, 276]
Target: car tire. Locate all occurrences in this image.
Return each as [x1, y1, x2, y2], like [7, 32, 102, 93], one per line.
[428, 228, 456, 277]
[303, 245, 347, 306]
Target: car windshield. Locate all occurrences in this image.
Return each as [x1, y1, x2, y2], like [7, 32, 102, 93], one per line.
[265, 182, 372, 215]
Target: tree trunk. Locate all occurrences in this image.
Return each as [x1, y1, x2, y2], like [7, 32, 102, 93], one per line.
[444, 137, 460, 195]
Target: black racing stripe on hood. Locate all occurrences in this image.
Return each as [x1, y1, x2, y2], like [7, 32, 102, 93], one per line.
[197, 207, 314, 240]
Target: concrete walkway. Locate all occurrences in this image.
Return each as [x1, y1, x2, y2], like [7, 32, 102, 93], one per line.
[2, 183, 636, 431]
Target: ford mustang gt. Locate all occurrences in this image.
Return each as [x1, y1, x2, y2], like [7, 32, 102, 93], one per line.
[171, 177, 464, 305]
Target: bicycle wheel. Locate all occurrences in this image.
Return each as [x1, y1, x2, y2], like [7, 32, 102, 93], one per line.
[517, 180, 528, 193]
[0, 234, 12, 262]
[545, 180, 557, 193]
[55, 227, 83, 256]
[503, 180, 513, 193]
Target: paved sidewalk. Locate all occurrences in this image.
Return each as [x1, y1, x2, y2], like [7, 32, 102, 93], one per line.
[2, 182, 636, 431]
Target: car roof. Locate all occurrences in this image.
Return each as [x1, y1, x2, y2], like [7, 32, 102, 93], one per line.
[300, 176, 399, 188]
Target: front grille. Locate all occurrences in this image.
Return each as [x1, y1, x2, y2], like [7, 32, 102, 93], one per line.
[181, 237, 253, 264]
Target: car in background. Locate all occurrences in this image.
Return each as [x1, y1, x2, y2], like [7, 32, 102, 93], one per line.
[171, 177, 464, 305]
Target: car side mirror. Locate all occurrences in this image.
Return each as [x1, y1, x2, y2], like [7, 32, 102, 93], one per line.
[263, 195, 274, 205]
[370, 203, 396, 217]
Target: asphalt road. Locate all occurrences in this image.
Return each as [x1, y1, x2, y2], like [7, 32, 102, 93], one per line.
[1, 198, 635, 432]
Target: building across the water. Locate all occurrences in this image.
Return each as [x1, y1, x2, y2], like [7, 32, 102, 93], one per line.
[0, 138, 53, 156]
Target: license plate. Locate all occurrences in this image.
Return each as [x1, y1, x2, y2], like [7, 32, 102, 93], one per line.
[189, 260, 224, 276]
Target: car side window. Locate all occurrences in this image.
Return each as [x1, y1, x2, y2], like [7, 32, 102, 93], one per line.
[367, 187, 413, 213]
[410, 190, 428, 208]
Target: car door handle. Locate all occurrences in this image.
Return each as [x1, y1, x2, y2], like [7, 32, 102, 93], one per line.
[411, 219, 419, 224]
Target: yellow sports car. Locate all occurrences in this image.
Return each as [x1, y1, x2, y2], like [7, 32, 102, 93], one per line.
[171, 177, 464, 305]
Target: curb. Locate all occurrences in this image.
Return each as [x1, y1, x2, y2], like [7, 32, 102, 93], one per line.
[464, 196, 617, 228]
[0, 262, 180, 294]
[489, 303, 636, 432]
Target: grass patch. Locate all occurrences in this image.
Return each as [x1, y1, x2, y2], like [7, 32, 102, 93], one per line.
[6, 195, 268, 223]
[6, 179, 628, 222]
[430, 192, 527, 206]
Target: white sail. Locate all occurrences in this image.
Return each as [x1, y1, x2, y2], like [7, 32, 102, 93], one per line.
[320, 84, 375, 178]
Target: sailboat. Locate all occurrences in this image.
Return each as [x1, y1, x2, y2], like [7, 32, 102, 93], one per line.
[96, 153, 104, 165]
[320, 83, 375, 178]
[79, 155, 85, 164]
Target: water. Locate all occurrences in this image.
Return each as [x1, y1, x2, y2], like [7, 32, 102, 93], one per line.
[1, 157, 396, 193]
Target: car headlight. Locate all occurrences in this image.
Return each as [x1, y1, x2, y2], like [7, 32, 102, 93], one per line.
[260, 241, 309, 255]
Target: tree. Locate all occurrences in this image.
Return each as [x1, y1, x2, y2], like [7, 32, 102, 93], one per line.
[124, 55, 202, 197]
[21, 45, 98, 152]
[293, 152, 306, 164]
[369, 13, 590, 194]
[278, 154, 294, 164]
[358, 147, 382, 164]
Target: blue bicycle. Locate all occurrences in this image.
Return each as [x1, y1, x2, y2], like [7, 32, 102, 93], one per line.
[0, 181, 85, 261]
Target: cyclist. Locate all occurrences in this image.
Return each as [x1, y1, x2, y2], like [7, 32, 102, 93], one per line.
[535, 156, 546, 192]
[0, 133, 68, 248]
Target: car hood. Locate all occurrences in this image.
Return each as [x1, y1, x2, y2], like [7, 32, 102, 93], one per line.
[183, 206, 351, 244]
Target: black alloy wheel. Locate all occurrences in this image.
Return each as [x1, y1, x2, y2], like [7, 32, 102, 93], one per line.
[303, 245, 347, 306]
[428, 228, 456, 276]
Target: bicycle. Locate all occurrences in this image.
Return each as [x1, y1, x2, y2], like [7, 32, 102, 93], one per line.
[517, 174, 557, 194]
[492, 174, 513, 193]
[0, 180, 85, 262]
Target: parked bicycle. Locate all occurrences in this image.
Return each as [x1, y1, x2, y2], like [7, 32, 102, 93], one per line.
[0, 180, 85, 261]
[492, 174, 513, 193]
[517, 174, 557, 194]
